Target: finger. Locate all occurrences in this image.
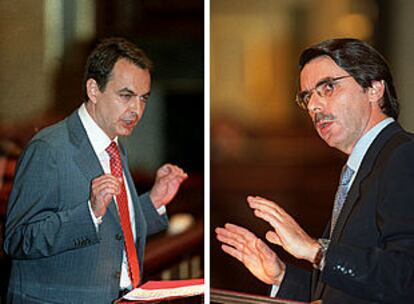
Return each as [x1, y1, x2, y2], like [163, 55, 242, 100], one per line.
[92, 175, 121, 189]
[248, 200, 286, 226]
[162, 168, 188, 181]
[266, 231, 282, 246]
[216, 226, 248, 248]
[158, 164, 172, 176]
[170, 164, 186, 175]
[92, 183, 121, 203]
[253, 209, 281, 229]
[247, 196, 285, 215]
[247, 197, 285, 218]
[224, 223, 258, 241]
[216, 233, 246, 252]
[92, 182, 120, 195]
[155, 172, 182, 186]
[158, 164, 184, 178]
[94, 187, 119, 202]
[93, 173, 119, 183]
[218, 228, 254, 254]
[163, 164, 188, 178]
[216, 226, 243, 239]
[166, 174, 187, 186]
[247, 195, 278, 206]
[92, 179, 120, 195]
[221, 245, 243, 262]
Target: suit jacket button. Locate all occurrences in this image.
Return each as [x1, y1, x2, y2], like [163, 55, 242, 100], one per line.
[115, 233, 123, 241]
[115, 271, 121, 279]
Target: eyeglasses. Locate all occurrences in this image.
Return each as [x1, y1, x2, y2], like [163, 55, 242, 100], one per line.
[295, 75, 353, 110]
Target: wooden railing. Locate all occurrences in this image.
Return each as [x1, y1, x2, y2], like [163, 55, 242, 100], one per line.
[144, 220, 204, 281]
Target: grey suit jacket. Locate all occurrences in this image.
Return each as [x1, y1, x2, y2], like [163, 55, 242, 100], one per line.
[4, 110, 168, 304]
[278, 122, 414, 303]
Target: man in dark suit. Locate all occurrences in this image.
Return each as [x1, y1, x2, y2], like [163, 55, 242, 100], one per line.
[216, 38, 414, 303]
[4, 38, 188, 304]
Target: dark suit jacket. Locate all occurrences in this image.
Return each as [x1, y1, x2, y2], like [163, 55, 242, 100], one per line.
[278, 122, 414, 303]
[4, 111, 168, 304]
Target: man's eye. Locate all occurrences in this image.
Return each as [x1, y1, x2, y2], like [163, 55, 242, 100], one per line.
[320, 81, 335, 96]
[140, 96, 149, 103]
[120, 94, 132, 100]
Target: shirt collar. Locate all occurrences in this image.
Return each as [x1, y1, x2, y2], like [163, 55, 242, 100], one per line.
[78, 103, 118, 156]
[347, 117, 394, 173]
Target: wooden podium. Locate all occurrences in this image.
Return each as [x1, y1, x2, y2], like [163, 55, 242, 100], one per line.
[210, 288, 309, 304]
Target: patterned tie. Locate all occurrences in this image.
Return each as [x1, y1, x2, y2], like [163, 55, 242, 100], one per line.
[106, 141, 140, 288]
[330, 165, 354, 236]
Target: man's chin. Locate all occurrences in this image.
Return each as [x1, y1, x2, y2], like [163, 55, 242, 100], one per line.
[319, 132, 335, 147]
[321, 135, 349, 153]
[117, 126, 135, 137]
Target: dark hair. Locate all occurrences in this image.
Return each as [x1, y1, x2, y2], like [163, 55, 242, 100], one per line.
[82, 37, 152, 102]
[299, 38, 399, 119]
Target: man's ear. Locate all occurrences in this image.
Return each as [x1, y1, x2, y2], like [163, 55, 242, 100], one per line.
[368, 80, 385, 104]
[86, 79, 100, 104]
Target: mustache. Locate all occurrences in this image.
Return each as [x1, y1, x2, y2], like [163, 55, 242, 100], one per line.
[314, 112, 335, 125]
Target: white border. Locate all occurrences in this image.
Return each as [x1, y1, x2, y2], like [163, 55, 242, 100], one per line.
[204, 0, 210, 302]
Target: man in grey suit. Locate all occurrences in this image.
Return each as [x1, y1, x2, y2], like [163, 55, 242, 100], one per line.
[216, 38, 414, 303]
[4, 38, 188, 303]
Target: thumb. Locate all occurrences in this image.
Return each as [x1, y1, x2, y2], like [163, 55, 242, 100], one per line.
[159, 165, 172, 176]
[266, 231, 282, 246]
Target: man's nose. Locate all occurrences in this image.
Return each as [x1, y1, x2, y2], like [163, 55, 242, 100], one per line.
[129, 97, 145, 112]
[307, 93, 325, 114]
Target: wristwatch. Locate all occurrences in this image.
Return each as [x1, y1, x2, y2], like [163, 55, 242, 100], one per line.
[313, 238, 330, 270]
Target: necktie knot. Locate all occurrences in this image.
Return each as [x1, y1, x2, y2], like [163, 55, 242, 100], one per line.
[106, 141, 120, 160]
[340, 165, 354, 186]
[106, 142, 122, 178]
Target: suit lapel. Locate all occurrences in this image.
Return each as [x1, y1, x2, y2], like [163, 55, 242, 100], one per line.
[66, 110, 121, 225]
[330, 122, 402, 242]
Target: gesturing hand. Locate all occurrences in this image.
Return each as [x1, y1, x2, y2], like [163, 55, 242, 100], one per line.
[90, 174, 121, 218]
[215, 223, 286, 285]
[247, 196, 319, 263]
[149, 164, 188, 209]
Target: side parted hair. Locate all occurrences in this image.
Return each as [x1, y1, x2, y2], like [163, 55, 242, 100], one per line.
[299, 38, 399, 119]
[82, 37, 152, 102]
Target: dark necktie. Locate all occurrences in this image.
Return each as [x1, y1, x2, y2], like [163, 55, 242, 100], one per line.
[106, 141, 140, 288]
[330, 165, 354, 236]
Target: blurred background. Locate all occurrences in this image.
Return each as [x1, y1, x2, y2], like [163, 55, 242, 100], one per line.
[211, 0, 414, 296]
[0, 0, 204, 301]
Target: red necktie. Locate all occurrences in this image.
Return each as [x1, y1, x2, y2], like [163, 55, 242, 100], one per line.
[106, 141, 140, 288]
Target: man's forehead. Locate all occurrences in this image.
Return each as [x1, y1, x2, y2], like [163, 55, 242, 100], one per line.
[109, 59, 151, 90]
[299, 56, 345, 89]
[112, 58, 150, 76]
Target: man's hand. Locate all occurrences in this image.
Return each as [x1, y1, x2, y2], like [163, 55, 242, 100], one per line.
[215, 223, 286, 285]
[90, 174, 121, 217]
[149, 164, 188, 209]
[247, 196, 320, 263]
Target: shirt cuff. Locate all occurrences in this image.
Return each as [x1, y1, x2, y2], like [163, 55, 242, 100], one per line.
[88, 200, 103, 231]
[157, 205, 167, 215]
[270, 284, 280, 297]
[313, 238, 330, 271]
